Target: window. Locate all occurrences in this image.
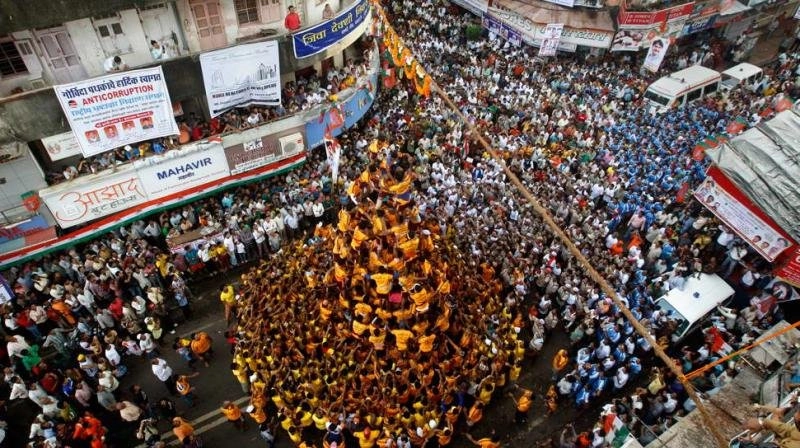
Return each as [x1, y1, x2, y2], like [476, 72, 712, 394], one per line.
[0, 39, 28, 76]
[704, 82, 718, 95]
[686, 87, 702, 102]
[235, 0, 260, 24]
[93, 15, 132, 55]
[644, 90, 670, 107]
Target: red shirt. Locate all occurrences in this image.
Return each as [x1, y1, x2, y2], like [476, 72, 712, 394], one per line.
[285, 12, 301, 31]
[191, 126, 203, 141]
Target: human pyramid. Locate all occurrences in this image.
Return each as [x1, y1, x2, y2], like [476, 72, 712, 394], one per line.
[234, 141, 520, 447]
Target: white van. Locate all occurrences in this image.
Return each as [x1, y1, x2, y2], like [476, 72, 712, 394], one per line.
[721, 62, 764, 92]
[654, 273, 735, 343]
[644, 66, 722, 114]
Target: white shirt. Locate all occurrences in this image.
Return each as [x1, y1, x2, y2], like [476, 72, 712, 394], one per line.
[7, 335, 30, 358]
[151, 358, 173, 382]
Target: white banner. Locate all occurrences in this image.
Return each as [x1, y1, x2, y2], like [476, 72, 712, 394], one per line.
[41, 132, 83, 162]
[53, 67, 179, 158]
[134, 140, 229, 200]
[200, 41, 282, 118]
[40, 166, 148, 227]
[488, 8, 613, 49]
[642, 36, 670, 72]
[539, 23, 565, 56]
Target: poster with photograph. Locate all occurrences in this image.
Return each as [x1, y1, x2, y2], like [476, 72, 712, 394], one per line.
[539, 23, 564, 57]
[53, 67, 179, 157]
[200, 41, 282, 117]
[41, 132, 83, 162]
[642, 36, 670, 72]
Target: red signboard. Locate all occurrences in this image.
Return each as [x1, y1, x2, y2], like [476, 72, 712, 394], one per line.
[619, 2, 695, 26]
[775, 247, 800, 288]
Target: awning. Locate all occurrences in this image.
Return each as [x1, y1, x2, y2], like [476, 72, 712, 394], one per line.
[706, 108, 800, 243]
[720, 0, 751, 16]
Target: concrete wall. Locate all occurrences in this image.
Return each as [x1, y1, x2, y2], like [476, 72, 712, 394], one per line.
[64, 19, 108, 78]
[0, 0, 166, 33]
[0, 151, 48, 216]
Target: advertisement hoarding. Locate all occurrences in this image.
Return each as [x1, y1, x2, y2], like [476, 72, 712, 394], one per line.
[224, 126, 305, 175]
[618, 2, 694, 26]
[539, 23, 565, 56]
[200, 41, 282, 117]
[293, 0, 371, 58]
[41, 132, 83, 162]
[694, 167, 793, 262]
[53, 67, 179, 157]
[488, 8, 614, 49]
[41, 167, 148, 227]
[306, 74, 378, 149]
[134, 140, 229, 200]
[642, 36, 670, 72]
[450, 0, 490, 16]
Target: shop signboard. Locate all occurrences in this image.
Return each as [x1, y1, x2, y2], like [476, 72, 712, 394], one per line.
[41, 167, 148, 227]
[133, 140, 229, 200]
[53, 67, 179, 157]
[224, 126, 305, 175]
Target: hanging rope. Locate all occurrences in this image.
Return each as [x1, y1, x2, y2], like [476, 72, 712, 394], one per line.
[371, 1, 731, 447]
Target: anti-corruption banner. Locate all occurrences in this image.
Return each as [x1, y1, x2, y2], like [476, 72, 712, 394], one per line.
[54, 67, 179, 158]
[40, 166, 148, 227]
[200, 41, 281, 117]
[539, 24, 564, 57]
[775, 247, 800, 288]
[41, 132, 83, 162]
[134, 140, 229, 199]
[695, 167, 793, 262]
[293, 0, 370, 59]
[642, 36, 670, 72]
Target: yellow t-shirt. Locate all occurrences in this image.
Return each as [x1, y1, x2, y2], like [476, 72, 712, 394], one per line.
[391, 329, 413, 351]
[371, 273, 393, 295]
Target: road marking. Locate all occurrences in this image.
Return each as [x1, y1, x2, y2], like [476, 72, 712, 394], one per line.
[135, 396, 249, 448]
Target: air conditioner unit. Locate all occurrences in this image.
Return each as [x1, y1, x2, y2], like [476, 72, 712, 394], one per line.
[29, 78, 47, 90]
[278, 133, 304, 156]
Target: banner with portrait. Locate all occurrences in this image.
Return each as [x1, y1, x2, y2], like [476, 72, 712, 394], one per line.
[293, 0, 370, 58]
[642, 36, 670, 72]
[695, 167, 793, 262]
[539, 23, 564, 57]
[200, 41, 282, 117]
[53, 67, 179, 158]
[41, 132, 83, 162]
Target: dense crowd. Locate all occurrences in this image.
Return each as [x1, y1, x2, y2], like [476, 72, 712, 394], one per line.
[1, 0, 799, 447]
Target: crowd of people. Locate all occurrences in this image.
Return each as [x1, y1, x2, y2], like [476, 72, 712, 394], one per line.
[1, 0, 799, 447]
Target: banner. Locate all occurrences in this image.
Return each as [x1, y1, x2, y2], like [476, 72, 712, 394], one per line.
[224, 127, 304, 175]
[325, 137, 341, 187]
[41, 132, 82, 162]
[681, 15, 717, 36]
[0, 215, 51, 244]
[200, 41, 281, 117]
[293, 0, 370, 59]
[765, 278, 800, 303]
[642, 36, 670, 72]
[488, 8, 614, 49]
[618, 2, 694, 26]
[305, 73, 378, 149]
[41, 167, 148, 227]
[775, 247, 800, 288]
[482, 13, 523, 46]
[539, 24, 565, 56]
[695, 167, 793, 261]
[134, 140, 229, 200]
[54, 67, 179, 157]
